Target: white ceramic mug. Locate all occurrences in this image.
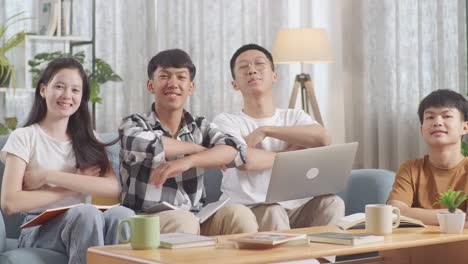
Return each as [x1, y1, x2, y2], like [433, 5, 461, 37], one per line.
[365, 204, 400, 235]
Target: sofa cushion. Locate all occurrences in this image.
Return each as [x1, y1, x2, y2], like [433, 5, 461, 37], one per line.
[0, 247, 68, 264]
[340, 169, 396, 216]
[5, 239, 17, 251]
[204, 168, 223, 203]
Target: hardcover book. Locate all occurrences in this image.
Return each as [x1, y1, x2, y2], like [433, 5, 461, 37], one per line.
[20, 203, 116, 229]
[229, 232, 308, 249]
[159, 233, 217, 249]
[143, 197, 231, 224]
[308, 232, 384, 246]
[38, 0, 59, 36]
[336, 213, 426, 230]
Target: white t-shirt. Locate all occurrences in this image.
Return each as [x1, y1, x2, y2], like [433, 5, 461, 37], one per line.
[0, 124, 87, 213]
[213, 109, 317, 209]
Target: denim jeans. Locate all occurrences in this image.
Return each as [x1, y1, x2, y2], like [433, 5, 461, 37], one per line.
[19, 204, 135, 264]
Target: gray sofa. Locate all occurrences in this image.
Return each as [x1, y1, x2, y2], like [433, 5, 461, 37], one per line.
[0, 134, 396, 264]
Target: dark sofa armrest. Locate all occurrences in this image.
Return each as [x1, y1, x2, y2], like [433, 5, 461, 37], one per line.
[0, 210, 6, 253]
[340, 169, 396, 216]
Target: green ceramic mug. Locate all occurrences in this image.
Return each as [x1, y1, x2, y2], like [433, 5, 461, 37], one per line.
[118, 215, 160, 250]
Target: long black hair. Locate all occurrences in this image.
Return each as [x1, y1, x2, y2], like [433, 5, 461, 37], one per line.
[24, 57, 113, 174]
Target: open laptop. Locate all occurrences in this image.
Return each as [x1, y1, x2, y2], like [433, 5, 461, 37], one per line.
[262, 142, 359, 204]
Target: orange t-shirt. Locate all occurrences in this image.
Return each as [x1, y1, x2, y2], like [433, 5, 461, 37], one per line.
[387, 156, 468, 212]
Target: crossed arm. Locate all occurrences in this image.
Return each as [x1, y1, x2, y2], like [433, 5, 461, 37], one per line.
[387, 200, 463, 226]
[1, 153, 120, 215]
[388, 199, 468, 228]
[156, 138, 275, 173]
[244, 124, 331, 149]
[240, 124, 331, 171]
[119, 116, 244, 188]
[161, 136, 207, 157]
[150, 144, 238, 187]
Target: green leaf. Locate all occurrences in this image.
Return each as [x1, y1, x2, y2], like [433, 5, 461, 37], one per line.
[0, 12, 29, 90]
[434, 188, 468, 213]
[462, 141, 468, 156]
[4, 117, 17, 130]
[0, 125, 8, 135]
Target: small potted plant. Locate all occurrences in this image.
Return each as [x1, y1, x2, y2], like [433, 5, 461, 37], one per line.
[434, 188, 468, 234]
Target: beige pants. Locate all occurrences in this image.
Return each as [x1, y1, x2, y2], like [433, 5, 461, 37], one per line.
[251, 194, 345, 231]
[157, 204, 258, 236]
[250, 194, 344, 263]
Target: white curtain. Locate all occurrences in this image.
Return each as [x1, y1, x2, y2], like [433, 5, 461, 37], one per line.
[153, 0, 347, 144]
[342, 0, 467, 170]
[154, 0, 290, 121]
[75, 0, 158, 133]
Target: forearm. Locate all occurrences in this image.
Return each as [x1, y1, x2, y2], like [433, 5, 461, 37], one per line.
[46, 172, 119, 198]
[240, 148, 276, 171]
[161, 136, 206, 157]
[186, 145, 238, 168]
[399, 207, 445, 225]
[389, 200, 446, 225]
[261, 124, 331, 147]
[1, 187, 73, 215]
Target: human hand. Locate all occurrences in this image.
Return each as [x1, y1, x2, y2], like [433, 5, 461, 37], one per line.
[150, 158, 192, 188]
[77, 165, 101, 177]
[244, 127, 267, 148]
[23, 167, 48, 191]
[283, 144, 304, 152]
[218, 165, 228, 172]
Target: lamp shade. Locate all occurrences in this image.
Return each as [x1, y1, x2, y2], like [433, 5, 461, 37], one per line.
[272, 28, 333, 64]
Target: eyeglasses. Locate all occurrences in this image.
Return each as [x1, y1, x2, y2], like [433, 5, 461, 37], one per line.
[236, 57, 270, 74]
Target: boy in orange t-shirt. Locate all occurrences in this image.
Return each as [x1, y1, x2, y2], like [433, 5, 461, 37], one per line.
[387, 89, 468, 227]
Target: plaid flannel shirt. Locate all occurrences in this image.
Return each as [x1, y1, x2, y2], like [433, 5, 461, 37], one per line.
[119, 107, 246, 213]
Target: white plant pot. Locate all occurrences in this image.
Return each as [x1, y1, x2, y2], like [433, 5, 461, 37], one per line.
[437, 212, 466, 234]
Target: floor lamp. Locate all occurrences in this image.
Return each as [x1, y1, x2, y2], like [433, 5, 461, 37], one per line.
[272, 28, 333, 126]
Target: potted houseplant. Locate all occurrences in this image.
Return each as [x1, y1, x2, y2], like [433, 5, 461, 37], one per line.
[0, 12, 27, 134]
[434, 188, 468, 234]
[0, 12, 28, 88]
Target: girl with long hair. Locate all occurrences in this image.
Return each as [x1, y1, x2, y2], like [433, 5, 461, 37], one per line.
[0, 58, 134, 264]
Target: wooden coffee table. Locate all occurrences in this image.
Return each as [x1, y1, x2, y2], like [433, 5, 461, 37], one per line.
[87, 225, 468, 264]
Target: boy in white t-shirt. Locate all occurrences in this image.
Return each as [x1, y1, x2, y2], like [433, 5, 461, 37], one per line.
[213, 44, 345, 237]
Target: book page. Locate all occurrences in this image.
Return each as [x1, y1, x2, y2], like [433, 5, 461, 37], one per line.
[336, 213, 426, 230]
[160, 233, 216, 245]
[196, 197, 231, 224]
[231, 232, 306, 245]
[143, 201, 179, 214]
[336, 213, 365, 230]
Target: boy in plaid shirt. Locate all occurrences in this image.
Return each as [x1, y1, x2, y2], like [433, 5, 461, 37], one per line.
[119, 49, 258, 235]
